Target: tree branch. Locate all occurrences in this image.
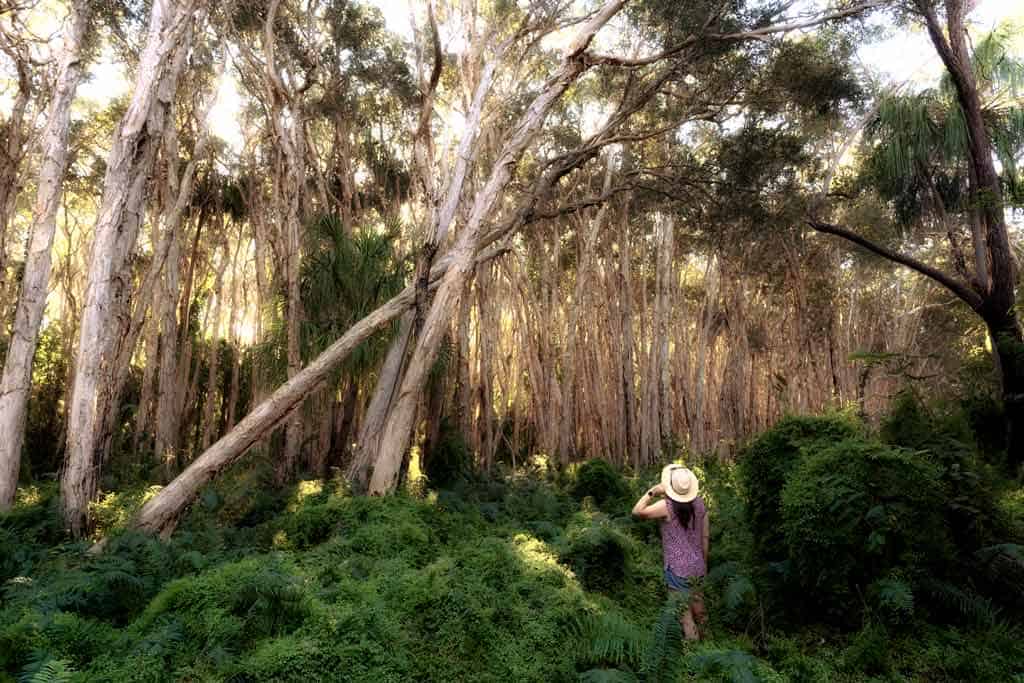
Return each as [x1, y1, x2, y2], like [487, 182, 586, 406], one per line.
[809, 219, 984, 310]
[585, 0, 887, 67]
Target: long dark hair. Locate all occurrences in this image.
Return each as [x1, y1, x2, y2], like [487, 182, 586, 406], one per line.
[670, 498, 696, 529]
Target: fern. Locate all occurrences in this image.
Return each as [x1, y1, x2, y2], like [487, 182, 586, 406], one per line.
[640, 593, 686, 681]
[575, 610, 648, 666]
[724, 575, 756, 612]
[18, 652, 75, 683]
[919, 578, 1000, 627]
[578, 669, 640, 683]
[873, 576, 914, 619]
[690, 649, 760, 683]
[576, 594, 689, 683]
[975, 543, 1024, 575]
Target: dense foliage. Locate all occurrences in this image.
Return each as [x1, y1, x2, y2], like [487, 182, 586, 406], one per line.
[2, 402, 1023, 681]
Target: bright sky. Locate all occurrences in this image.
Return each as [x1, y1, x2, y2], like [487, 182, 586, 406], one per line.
[859, 0, 1023, 85]
[58, 0, 1024, 156]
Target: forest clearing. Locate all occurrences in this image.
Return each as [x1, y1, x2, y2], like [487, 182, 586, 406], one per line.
[0, 0, 1022, 680]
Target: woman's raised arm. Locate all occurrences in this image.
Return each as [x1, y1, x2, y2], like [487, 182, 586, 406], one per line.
[632, 484, 669, 520]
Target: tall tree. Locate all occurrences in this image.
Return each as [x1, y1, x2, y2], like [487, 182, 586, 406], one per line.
[126, 0, 888, 537]
[0, 0, 91, 511]
[62, 0, 199, 537]
[0, 11, 34, 326]
[367, 0, 632, 494]
[811, 0, 1024, 463]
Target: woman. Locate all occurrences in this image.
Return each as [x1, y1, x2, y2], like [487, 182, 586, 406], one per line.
[631, 464, 709, 641]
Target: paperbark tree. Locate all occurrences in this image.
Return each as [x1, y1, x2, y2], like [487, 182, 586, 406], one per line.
[120, 0, 892, 538]
[367, 0, 631, 495]
[0, 0, 90, 511]
[0, 24, 32, 325]
[61, 0, 197, 537]
[262, 0, 310, 484]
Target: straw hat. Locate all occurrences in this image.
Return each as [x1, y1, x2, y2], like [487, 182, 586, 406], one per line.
[661, 465, 699, 503]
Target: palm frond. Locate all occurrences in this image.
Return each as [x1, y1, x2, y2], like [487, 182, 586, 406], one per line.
[972, 22, 1024, 97]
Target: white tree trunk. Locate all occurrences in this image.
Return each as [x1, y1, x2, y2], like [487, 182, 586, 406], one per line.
[61, 0, 195, 536]
[655, 215, 675, 447]
[149, 56, 222, 475]
[201, 248, 228, 449]
[346, 312, 413, 492]
[0, 0, 90, 511]
[558, 162, 614, 459]
[619, 203, 639, 468]
[154, 205, 184, 477]
[263, 0, 307, 483]
[691, 257, 719, 454]
[368, 0, 627, 494]
[0, 38, 32, 333]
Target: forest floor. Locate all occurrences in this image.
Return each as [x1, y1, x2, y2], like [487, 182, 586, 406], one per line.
[2, 432, 1024, 682]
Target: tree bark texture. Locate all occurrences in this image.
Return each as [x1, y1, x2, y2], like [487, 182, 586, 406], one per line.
[0, 0, 91, 511]
[62, 0, 196, 537]
[367, 0, 628, 494]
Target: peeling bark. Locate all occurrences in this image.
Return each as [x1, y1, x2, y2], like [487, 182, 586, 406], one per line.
[0, 0, 90, 511]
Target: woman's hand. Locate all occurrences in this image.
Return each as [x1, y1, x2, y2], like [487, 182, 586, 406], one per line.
[632, 484, 669, 520]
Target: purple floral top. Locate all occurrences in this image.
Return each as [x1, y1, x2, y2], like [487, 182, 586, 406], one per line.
[660, 496, 707, 578]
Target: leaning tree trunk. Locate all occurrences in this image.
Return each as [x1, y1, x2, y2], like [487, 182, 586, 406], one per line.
[132, 286, 418, 537]
[346, 312, 413, 492]
[354, 22, 498, 484]
[0, 0, 90, 511]
[62, 0, 195, 537]
[129, 234, 538, 538]
[127, 0, 658, 537]
[367, 1, 628, 494]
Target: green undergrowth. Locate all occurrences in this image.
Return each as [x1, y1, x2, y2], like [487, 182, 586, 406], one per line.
[2, 403, 1023, 681]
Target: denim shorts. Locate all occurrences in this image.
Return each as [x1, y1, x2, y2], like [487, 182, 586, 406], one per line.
[664, 566, 691, 592]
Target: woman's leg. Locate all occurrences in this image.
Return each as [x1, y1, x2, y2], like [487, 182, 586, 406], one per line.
[689, 592, 707, 640]
[666, 569, 700, 641]
[679, 606, 699, 641]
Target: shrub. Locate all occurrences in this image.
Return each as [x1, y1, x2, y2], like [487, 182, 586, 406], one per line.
[780, 438, 951, 622]
[738, 413, 862, 563]
[571, 459, 630, 511]
[880, 391, 1014, 551]
[134, 555, 312, 659]
[560, 515, 635, 594]
[840, 622, 892, 676]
